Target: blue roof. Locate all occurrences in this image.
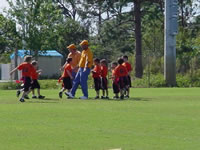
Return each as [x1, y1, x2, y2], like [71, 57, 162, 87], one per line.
[10, 50, 63, 59]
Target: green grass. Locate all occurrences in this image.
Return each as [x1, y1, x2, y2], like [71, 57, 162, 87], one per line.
[0, 88, 200, 150]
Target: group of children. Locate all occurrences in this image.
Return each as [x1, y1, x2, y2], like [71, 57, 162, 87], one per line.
[11, 54, 132, 102]
[10, 55, 45, 102]
[92, 55, 132, 100]
[60, 55, 132, 100]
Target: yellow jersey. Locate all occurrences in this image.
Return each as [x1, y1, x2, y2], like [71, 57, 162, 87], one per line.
[79, 48, 93, 68]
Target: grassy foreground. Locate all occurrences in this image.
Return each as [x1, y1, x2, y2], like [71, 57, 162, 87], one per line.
[0, 88, 200, 150]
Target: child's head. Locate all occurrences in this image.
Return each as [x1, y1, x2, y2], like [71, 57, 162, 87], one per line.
[67, 57, 72, 64]
[100, 59, 107, 66]
[111, 62, 118, 69]
[24, 55, 32, 63]
[118, 58, 124, 65]
[94, 58, 100, 65]
[123, 55, 128, 62]
[31, 60, 38, 68]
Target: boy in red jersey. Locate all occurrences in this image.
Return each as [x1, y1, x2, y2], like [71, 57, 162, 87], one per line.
[92, 58, 101, 99]
[111, 62, 119, 99]
[31, 61, 45, 99]
[10, 55, 34, 102]
[100, 59, 109, 99]
[59, 58, 73, 98]
[114, 58, 128, 100]
[122, 55, 132, 98]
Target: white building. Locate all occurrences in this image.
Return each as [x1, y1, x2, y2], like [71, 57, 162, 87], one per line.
[1, 50, 63, 80]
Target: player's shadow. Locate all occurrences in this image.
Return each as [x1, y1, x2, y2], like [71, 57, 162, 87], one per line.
[130, 97, 152, 101]
[27, 98, 60, 103]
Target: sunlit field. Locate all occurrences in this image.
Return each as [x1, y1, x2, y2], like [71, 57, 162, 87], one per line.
[0, 88, 200, 150]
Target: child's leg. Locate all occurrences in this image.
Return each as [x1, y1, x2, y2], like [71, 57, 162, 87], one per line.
[37, 88, 40, 96]
[32, 89, 35, 96]
[106, 89, 109, 97]
[102, 90, 105, 97]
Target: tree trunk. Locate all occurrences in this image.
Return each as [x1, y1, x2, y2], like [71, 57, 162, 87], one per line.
[134, 0, 143, 78]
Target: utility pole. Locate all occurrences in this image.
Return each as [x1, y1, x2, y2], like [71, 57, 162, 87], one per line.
[164, 0, 178, 86]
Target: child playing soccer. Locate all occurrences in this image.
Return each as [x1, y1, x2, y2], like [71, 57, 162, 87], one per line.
[122, 55, 132, 98]
[111, 62, 119, 99]
[114, 58, 128, 100]
[92, 58, 101, 99]
[100, 59, 109, 99]
[10, 55, 34, 102]
[31, 60, 45, 99]
[59, 57, 73, 98]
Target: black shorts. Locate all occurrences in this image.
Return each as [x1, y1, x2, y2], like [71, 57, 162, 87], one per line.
[127, 75, 132, 87]
[118, 76, 128, 89]
[24, 77, 32, 92]
[112, 82, 119, 94]
[31, 79, 40, 89]
[94, 77, 101, 91]
[101, 77, 108, 90]
[63, 77, 72, 90]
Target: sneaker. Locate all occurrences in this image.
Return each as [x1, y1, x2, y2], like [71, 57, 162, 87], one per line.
[16, 90, 21, 97]
[59, 92, 62, 98]
[65, 92, 74, 98]
[79, 96, 88, 100]
[38, 95, 45, 99]
[32, 96, 37, 99]
[113, 96, 119, 99]
[101, 96, 105, 99]
[105, 96, 109, 99]
[19, 98, 25, 102]
[24, 95, 29, 99]
[95, 96, 99, 99]
[120, 95, 124, 100]
[125, 95, 129, 98]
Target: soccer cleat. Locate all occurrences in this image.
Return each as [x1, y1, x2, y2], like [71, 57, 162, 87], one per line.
[59, 92, 63, 98]
[65, 92, 74, 98]
[38, 95, 45, 99]
[95, 96, 99, 99]
[79, 96, 88, 100]
[24, 95, 30, 99]
[32, 96, 37, 99]
[16, 90, 21, 97]
[19, 98, 25, 102]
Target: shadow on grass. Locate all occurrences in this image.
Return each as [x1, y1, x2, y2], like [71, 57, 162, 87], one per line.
[26, 98, 60, 103]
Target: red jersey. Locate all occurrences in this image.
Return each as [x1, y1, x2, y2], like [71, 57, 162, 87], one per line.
[114, 65, 128, 77]
[101, 65, 108, 78]
[123, 62, 132, 72]
[31, 67, 38, 80]
[17, 62, 34, 77]
[92, 65, 101, 78]
[62, 64, 72, 78]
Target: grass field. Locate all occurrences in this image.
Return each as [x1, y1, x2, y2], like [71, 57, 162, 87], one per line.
[0, 88, 200, 150]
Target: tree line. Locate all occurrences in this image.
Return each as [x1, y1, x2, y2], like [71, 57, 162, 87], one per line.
[0, 0, 200, 78]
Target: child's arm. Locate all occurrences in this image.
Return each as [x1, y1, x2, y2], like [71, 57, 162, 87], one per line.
[10, 67, 18, 76]
[67, 70, 73, 79]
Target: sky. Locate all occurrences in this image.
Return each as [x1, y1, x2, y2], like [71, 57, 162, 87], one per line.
[0, 0, 9, 12]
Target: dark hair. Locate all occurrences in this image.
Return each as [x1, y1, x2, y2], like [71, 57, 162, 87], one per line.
[31, 60, 37, 66]
[24, 55, 32, 62]
[94, 58, 100, 64]
[100, 59, 107, 65]
[118, 58, 124, 65]
[123, 55, 128, 60]
[111, 61, 118, 66]
[67, 57, 72, 63]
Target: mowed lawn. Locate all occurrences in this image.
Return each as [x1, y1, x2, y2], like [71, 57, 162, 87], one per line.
[0, 88, 200, 150]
